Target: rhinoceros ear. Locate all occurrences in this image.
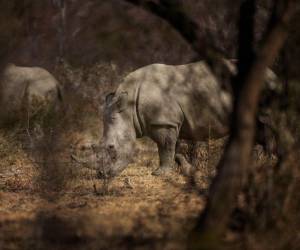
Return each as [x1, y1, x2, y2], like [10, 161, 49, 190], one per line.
[105, 92, 115, 105]
[115, 91, 128, 112]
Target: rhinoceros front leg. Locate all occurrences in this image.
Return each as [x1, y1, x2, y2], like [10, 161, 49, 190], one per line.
[150, 126, 178, 176]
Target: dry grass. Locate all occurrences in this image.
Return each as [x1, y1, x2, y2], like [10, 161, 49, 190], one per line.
[1, 62, 299, 250]
[0, 131, 205, 250]
[1, 123, 298, 250]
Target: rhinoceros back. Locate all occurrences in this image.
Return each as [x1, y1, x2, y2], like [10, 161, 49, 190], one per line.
[118, 62, 231, 140]
[0, 64, 61, 122]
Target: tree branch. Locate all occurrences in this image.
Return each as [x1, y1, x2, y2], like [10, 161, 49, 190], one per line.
[188, 0, 298, 249]
[123, 0, 228, 75]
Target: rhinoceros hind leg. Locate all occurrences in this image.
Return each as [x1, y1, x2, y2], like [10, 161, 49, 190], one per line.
[150, 126, 178, 176]
[175, 154, 195, 176]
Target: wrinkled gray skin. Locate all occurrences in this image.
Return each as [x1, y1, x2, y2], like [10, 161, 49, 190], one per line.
[0, 63, 62, 121]
[99, 61, 280, 178]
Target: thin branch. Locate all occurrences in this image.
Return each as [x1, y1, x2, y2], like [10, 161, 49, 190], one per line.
[123, 0, 228, 75]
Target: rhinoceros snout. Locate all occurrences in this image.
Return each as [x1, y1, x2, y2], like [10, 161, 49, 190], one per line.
[96, 150, 117, 179]
[103, 144, 117, 162]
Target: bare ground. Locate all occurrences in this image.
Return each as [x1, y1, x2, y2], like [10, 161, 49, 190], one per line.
[0, 129, 212, 250]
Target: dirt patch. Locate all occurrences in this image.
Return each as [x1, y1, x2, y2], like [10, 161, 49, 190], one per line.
[0, 133, 205, 250]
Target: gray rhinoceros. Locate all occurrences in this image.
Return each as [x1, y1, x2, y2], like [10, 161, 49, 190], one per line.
[99, 61, 280, 178]
[0, 63, 62, 122]
[99, 61, 232, 178]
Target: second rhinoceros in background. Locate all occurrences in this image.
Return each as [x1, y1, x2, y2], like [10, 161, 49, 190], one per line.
[0, 63, 62, 123]
[99, 61, 280, 178]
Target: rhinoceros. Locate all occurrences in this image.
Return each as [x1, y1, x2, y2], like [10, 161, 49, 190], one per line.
[98, 61, 280, 178]
[0, 63, 62, 122]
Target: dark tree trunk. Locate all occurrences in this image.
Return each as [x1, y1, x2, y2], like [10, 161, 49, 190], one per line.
[188, 1, 298, 249]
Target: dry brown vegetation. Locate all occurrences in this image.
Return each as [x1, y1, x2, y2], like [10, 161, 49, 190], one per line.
[0, 62, 298, 250]
[0, 123, 205, 250]
[0, 62, 204, 250]
[1, 118, 296, 250]
[0, 62, 224, 249]
[1, 1, 300, 249]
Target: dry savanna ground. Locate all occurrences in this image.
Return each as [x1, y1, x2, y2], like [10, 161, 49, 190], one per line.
[0, 62, 280, 250]
[0, 126, 230, 250]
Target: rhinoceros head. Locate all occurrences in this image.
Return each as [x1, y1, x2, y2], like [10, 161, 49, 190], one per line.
[98, 91, 136, 179]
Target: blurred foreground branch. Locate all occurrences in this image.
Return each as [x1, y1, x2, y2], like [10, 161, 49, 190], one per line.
[188, 0, 299, 249]
[124, 0, 229, 77]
